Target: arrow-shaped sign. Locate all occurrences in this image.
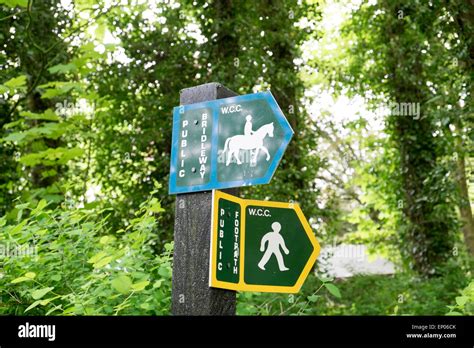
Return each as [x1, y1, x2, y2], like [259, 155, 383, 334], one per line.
[209, 190, 320, 293]
[169, 91, 293, 194]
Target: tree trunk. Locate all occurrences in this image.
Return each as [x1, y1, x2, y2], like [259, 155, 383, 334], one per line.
[451, 0, 474, 256]
[456, 139, 474, 256]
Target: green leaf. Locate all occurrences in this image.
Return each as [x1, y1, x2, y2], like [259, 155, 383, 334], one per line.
[39, 296, 60, 306]
[111, 275, 132, 294]
[11, 277, 32, 284]
[48, 63, 77, 74]
[9, 220, 27, 235]
[131, 280, 150, 292]
[25, 296, 60, 313]
[19, 109, 59, 121]
[149, 199, 165, 213]
[0, 0, 28, 7]
[46, 305, 62, 315]
[39, 82, 84, 99]
[62, 306, 76, 315]
[3, 131, 27, 143]
[307, 294, 320, 302]
[95, 23, 106, 41]
[88, 251, 107, 264]
[93, 255, 113, 268]
[140, 303, 152, 310]
[18, 153, 42, 166]
[324, 283, 341, 298]
[158, 266, 171, 278]
[41, 86, 73, 99]
[99, 235, 116, 245]
[31, 199, 48, 215]
[50, 274, 62, 281]
[63, 147, 85, 161]
[41, 169, 57, 179]
[3, 75, 27, 88]
[425, 95, 442, 104]
[19, 147, 84, 167]
[5, 123, 69, 145]
[31, 287, 54, 300]
[3, 119, 23, 129]
[24, 300, 42, 312]
[455, 296, 468, 307]
[25, 272, 36, 279]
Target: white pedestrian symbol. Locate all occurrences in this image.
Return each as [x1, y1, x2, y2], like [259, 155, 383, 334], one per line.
[258, 222, 290, 271]
[222, 116, 274, 166]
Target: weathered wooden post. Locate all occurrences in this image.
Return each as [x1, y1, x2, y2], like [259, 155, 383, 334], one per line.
[171, 83, 237, 315]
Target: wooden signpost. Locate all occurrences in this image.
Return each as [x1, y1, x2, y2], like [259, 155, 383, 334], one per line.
[170, 82, 319, 315]
[171, 83, 238, 315]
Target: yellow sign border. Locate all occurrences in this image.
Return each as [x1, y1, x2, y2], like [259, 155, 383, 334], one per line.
[209, 190, 320, 293]
[209, 190, 244, 291]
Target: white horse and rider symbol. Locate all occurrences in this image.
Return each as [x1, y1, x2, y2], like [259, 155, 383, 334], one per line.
[221, 113, 275, 166]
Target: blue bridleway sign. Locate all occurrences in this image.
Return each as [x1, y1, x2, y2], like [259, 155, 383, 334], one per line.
[169, 91, 294, 194]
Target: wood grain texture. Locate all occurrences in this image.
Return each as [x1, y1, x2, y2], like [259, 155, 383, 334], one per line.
[171, 83, 238, 315]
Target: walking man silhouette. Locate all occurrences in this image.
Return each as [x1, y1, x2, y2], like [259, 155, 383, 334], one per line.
[258, 222, 290, 271]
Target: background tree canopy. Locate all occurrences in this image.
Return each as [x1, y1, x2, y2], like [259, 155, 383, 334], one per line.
[0, 0, 472, 316]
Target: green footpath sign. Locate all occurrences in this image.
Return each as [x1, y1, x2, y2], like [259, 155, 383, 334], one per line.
[210, 190, 320, 293]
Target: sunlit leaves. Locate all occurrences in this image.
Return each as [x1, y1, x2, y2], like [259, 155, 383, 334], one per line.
[339, 0, 465, 275]
[93, 255, 113, 268]
[19, 109, 60, 121]
[148, 198, 164, 213]
[19, 147, 85, 166]
[48, 63, 78, 75]
[324, 283, 341, 298]
[25, 295, 61, 313]
[31, 287, 54, 300]
[39, 81, 85, 99]
[1, 75, 27, 95]
[1, 191, 171, 315]
[3, 75, 27, 89]
[131, 280, 150, 292]
[11, 272, 36, 284]
[3, 123, 69, 144]
[111, 275, 132, 294]
[0, 0, 27, 7]
[447, 281, 474, 315]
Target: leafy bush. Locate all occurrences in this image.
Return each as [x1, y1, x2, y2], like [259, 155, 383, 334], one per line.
[0, 191, 172, 315]
[238, 263, 469, 316]
[237, 275, 342, 315]
[446, 281, 474, 316]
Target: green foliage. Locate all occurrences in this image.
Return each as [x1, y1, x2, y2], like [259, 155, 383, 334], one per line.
[336, 0, 469, 275]
[0, 0, 472, 317]
[446, 281, 474, 315]
[0, 192, 172, 315]
[2, 75, 27, 90]
[0, 0, 74, 207]
[237, 275, 342, 315]
[238, 264, 469, 315]
[342, 121, 402, 262]
[0, 0, 27, 8]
